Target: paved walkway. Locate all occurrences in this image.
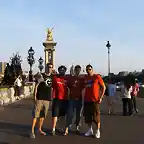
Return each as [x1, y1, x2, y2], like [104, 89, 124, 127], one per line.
[0, 97, 144, 144]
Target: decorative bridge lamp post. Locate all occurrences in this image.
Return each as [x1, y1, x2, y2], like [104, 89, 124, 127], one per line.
[106, 41, 111, 76]
[27, 47, 35, 82]
[38, 57, 44, 73]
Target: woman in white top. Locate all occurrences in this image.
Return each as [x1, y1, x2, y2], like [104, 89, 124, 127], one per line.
[14, 75, 22, 100]
[121, 82, 133, 116]
[107, 80, 116, 115]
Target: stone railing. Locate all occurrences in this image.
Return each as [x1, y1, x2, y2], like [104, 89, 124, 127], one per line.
[0, 83, 35, 106]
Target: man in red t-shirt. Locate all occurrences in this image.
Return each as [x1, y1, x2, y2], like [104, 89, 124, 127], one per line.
[64, 65, 83, 135]
[83, 64, 105, 138]
[51, 65, 69, 136]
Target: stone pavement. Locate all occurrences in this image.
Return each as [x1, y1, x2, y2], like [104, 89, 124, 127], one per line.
[0, 97, 144, 144]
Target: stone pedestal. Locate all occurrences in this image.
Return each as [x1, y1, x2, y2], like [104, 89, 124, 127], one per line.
[43, 41, 57, 72]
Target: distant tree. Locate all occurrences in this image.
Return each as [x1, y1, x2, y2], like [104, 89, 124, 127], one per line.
[1, 63, 10, 85]
[10, 53, 22, 76]
[124, 74, 136, 85]
[1, 53, 23, 85]
[137, 73, 144, 83]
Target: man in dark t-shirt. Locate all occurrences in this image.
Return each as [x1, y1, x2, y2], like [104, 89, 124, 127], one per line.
[30, 63, 53, 139]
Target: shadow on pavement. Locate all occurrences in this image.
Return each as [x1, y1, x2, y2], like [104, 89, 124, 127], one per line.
[0, 121, 52, 138]
[100, 111, 123, 116]
[4, 104, 32, 110]
[0, 121, 31, 137]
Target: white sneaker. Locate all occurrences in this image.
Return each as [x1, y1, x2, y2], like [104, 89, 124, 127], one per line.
[94, 130, 100, 138]
[85, 128, 93, 136]
[16, 96, 19, 100]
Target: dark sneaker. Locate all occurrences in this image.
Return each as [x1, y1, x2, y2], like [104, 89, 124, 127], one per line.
[57, 128, 64, 133]
[76, 129, 80, 134]
[129, 113, 134, 116]
[29, 133, 35, 139]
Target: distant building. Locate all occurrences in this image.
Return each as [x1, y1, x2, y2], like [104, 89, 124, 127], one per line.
[0, 62, 7, 74]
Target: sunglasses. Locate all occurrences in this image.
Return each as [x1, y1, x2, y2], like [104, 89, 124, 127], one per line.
[48, 66, 53, 68]
[86, 68, 92, 71]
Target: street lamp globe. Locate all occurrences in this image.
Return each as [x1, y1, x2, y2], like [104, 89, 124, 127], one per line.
[106, 41, 111, 76]
[27, 47, 35, 82]
[38, 57, 44, 64]
[38, 57, 44, 73]
[28, 47, 35, 56]
[106, 41, 111, 50]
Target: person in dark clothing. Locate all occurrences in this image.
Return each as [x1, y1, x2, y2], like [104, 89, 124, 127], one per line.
[30, 63, 53, 139]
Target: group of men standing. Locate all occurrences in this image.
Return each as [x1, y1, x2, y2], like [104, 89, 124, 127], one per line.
[30, 63, 106, 139]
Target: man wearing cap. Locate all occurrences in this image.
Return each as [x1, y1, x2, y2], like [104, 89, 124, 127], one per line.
[30, 63, 53, 138]
[51, 65, 69, 136]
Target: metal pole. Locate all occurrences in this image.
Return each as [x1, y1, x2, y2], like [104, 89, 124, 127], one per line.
[30, 65, 32, 72]
[108, 47, 110, 75]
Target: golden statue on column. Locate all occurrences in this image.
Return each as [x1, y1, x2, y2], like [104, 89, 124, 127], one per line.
[43, 27, 57, 72]
[46, 27, 54, 41]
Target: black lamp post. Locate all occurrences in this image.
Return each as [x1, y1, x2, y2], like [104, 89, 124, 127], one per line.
[38, 57, 44, 73]
[27, 47, 35, 82]
[106, 41, 111, 76]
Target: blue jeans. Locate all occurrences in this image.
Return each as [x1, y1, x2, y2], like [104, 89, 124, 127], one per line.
[66, 99, 83, 127]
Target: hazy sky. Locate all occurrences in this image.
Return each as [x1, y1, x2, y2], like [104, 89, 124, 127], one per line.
[0, 0, 144, 75]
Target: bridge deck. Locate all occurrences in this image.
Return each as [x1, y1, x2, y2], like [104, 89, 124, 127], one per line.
[0, 97, 144, 144]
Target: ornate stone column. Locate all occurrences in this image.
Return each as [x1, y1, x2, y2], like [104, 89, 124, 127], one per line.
[43, 28, 57, 73]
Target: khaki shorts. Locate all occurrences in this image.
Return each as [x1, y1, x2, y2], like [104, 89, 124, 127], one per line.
[33, 100, 50, 118]
[84, 102, 100, 123]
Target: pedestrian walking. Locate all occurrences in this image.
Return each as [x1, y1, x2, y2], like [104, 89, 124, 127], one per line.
[107, 79, 116, 114]
[131, 79, 139, 113]
[121, 80, 133, 116]
[14, 75, 22, 100]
